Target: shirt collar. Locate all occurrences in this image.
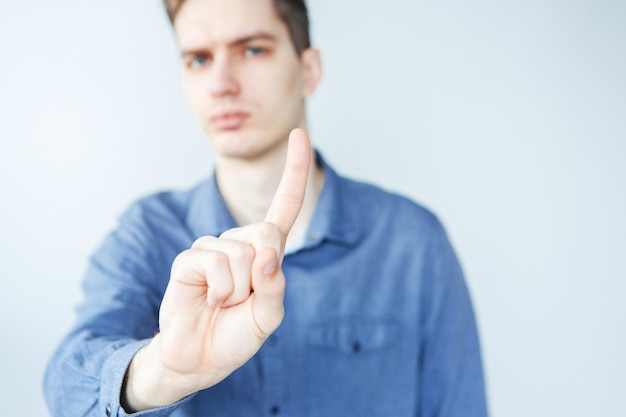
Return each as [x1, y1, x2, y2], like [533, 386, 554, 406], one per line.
[302, 152, 361, 249]
[185, 151, 362, 248]
[186, 175, 238, 239]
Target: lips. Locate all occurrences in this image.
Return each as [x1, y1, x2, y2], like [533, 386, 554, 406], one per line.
[210, 111, 250, 131]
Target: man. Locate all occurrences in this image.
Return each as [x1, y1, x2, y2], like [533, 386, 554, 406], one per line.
[44, 0, 488, 416]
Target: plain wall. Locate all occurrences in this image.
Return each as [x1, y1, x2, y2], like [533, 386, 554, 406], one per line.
[1, 0, 624, 416]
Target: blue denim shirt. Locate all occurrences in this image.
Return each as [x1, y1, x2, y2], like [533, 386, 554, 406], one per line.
[44, 155, 488, 417]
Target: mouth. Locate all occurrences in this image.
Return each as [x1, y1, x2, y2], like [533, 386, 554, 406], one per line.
[210, 111, 250, 131]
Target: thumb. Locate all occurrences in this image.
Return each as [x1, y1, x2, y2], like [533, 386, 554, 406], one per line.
[250, 247, 285, 337]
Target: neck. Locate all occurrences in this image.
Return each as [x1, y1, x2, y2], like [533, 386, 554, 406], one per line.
[216, 136, 324, 244]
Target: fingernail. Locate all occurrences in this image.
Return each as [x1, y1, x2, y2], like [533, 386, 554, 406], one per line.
[263, 256, 278, 276]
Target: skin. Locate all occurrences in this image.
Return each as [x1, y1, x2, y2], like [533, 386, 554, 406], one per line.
[177, 0, 322, 230]
[122, 0, 324, 411]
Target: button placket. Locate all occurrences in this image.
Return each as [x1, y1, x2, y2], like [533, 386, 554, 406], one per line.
[269, 405, 281, 415]
[262, 332, 284, 417]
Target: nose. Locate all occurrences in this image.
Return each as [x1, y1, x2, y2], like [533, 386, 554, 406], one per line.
[209, 56, 240, 98]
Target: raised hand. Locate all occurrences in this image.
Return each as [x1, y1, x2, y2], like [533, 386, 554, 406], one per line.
[122, 129, 312, 411]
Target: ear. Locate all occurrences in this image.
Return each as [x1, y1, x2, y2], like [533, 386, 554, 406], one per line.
[300, 48, 323, 98]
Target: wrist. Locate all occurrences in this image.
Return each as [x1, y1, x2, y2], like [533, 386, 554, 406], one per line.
[121, 336, 195, 413]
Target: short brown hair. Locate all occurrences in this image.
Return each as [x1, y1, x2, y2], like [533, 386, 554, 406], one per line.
[163, 0, 311, 55]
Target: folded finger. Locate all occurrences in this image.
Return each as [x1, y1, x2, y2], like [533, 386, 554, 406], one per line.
[190, 236, 255, 307]
[171, 248, 234, 308]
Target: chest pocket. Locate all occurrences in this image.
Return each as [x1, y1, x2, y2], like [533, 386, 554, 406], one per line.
[307, 318, 399, 354]
[304, 319, 408, 417]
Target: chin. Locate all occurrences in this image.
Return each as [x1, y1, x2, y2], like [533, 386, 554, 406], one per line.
[206, 128, 287, 160]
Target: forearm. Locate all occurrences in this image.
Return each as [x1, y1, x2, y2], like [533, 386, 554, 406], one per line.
[44, 332, 146, 417]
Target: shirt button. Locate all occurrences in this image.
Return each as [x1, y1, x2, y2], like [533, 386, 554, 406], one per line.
[267, 335, 278, 346]
[270, 405, 281, 415]
[105, 404, 112, 417]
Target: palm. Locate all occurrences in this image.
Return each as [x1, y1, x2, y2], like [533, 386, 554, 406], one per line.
[153, 129, 311, 392]
[159, 281, 272, 378]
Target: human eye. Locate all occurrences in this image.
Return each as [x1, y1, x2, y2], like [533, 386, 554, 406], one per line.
[244, 46, 267, 57]
[188, 54, 210, 69]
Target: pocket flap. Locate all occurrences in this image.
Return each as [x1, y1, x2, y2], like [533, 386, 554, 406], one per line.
[307, 319, 399, 354]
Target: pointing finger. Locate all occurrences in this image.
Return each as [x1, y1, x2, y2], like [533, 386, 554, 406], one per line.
[264, 128, 311, 237]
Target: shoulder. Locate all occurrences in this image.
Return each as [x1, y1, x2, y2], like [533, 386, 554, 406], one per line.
[335, 172, 446, 240]
[110, 180, 211, 254]
[121, 180, 208, 227]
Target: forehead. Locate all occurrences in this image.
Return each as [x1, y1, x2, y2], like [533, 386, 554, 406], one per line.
[175, 0, 288, 48]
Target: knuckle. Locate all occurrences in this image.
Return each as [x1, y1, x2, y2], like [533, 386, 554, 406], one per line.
[204, 250, 229, 268]
[171, 249, 231, 278]
[231, 243, 255, 262]
[277, 191, 302, 207]
[191, 235, 217, 248]
[172, 249, 192, 270]
[257, 222, 281, 242]
[219, 226, 241, 240]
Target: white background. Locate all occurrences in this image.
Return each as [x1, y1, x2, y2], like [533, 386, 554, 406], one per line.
[1, 1, 625, 416]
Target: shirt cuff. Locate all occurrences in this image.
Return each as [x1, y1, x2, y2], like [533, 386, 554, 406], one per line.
[99, 339, 195, 417]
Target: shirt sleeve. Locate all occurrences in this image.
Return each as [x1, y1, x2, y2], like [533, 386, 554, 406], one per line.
[418, 219, 489, 417]
[43, 203, 193, 417]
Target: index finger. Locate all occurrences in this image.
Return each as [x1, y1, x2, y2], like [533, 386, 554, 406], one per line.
[264, 128, 311, 237]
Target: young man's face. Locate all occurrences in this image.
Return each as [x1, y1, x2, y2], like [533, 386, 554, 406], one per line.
[175, 0, 319, 161]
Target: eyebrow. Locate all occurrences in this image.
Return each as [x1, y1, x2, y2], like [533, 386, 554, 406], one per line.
[180, 31, 278, 58]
